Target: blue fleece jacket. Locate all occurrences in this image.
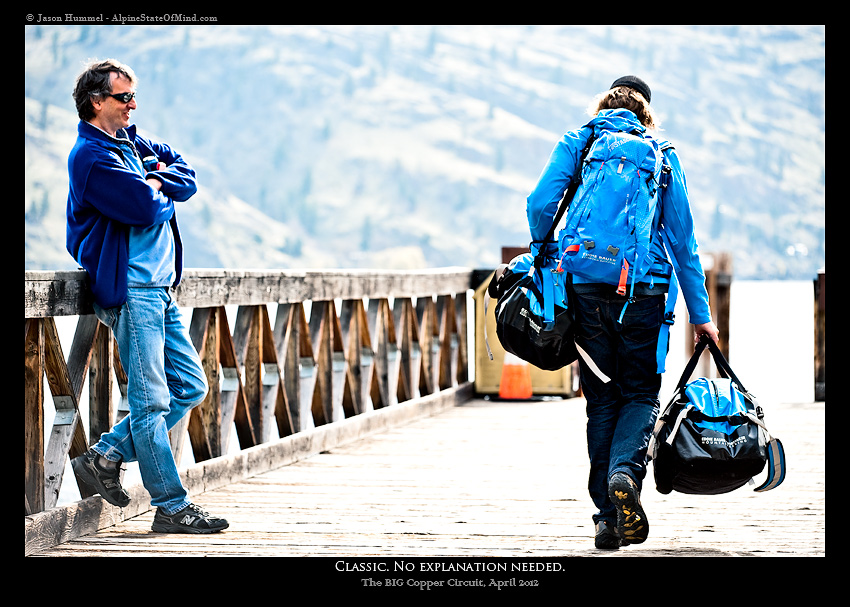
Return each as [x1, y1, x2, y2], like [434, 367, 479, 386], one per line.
[526, 109, 712, 325]
[66, 121, 197, 308]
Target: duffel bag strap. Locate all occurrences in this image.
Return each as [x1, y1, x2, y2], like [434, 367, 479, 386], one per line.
[676, 334, 748, 393]
[754, 438, 786, 492]
[703, 335, 747, 392]
[575, 341, 611, 384]
[675, 338, 710, 391]
[483, 276, 496, 361]
[664, 403, 695, 446]
[483, 267, 537, 361]
[647, 408, 674, 461]
[742, 412, 787, 492]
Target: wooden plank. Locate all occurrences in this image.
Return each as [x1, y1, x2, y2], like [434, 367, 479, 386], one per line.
[368, 299, 398, 409]
[327, 303, 353, 422]
[814, 271, 825, 401]
[416, 297, 437, 396]
[24, 319, 45, 514]
[339, 299, 371, 416]
[24, 271, 94, 318]
[87, 319, 113, 442]
[257, 305, 288, 440]
[309, 301, 334, 426]
[25, 383, 472, 555]
[187, 307, 222, 461]
[394, 298, 420, 402]
[437, 294, 458, 390]
[112, 338, 129, 421]
[42, 317, 87, 509]
[272, 303, 299, 434]
[233, 306, 264, 445]
[28, 394, 824, 558]
[454, 293, 469, 384]
[276, 302, 316, 433]
[25, 269, 475, 318]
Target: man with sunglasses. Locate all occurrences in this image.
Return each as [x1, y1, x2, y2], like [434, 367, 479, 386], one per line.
[66, 59, 228, 534]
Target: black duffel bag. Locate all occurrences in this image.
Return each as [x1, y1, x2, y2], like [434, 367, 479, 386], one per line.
[649, 335, 786, 495]
[487, 251, 577, 372]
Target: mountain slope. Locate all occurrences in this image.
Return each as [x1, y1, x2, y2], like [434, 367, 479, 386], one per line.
[24, 24, 824, 279]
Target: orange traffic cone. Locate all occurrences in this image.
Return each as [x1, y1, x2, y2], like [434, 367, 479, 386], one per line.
[499, 352, 533, 399]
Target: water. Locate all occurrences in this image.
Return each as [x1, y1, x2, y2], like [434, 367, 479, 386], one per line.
[41, 280, 817, 508]
[660, 280, 816, 406]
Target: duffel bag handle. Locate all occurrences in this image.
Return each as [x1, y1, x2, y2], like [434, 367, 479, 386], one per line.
[675, 334, 747, 393]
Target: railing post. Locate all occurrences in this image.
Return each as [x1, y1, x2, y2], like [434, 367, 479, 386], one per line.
[273, 302, 309, 433]
[24, 319, 45, 515]
[815, 270, 825, 401]
[395, 297, 420, 402]
[686, 252, 732, 377]
[87, 317, 114, 444]
[340, 298, 374, 415]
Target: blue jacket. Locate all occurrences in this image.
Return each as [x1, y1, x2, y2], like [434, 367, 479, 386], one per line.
[526, 109, 712, 325]
[66, 121, 197, 308]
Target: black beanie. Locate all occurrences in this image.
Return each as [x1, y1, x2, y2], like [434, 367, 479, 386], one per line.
[610, 75, 651, 104]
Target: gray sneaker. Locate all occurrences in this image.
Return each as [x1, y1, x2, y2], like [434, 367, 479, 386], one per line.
[594, 520, 621, 549]
[71, 449, 130, 508]
[152, 503, 229, 534]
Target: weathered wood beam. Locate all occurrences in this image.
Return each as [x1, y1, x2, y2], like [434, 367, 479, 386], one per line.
[25, 268, 475, 317]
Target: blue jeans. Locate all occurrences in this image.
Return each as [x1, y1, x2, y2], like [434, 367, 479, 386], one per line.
[92, 287, 208, 514]
[572, 285, 664, 525]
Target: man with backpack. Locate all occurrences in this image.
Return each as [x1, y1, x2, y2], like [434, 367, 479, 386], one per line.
[526, 75, 719, 549]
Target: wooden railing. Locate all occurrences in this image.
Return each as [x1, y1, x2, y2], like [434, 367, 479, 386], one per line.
[25, 268, 475, 519]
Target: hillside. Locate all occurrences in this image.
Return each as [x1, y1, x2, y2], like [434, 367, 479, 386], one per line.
[24, 24, 825, 279]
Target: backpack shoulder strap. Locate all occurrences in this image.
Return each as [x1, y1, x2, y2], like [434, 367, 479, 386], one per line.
[534, 132, 597, 256]
[653, 140, 681, 373]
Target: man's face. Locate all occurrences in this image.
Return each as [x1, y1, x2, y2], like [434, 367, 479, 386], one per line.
[91, 72, 136, 136]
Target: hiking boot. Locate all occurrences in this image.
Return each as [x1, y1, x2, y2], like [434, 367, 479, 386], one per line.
[608, 472, 649, 545]
[71, 449, 130, 508]
[594, 520, 621, 550]
[151, 503, 229, 534]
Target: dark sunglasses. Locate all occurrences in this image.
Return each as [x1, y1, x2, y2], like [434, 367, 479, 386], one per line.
[106, 91, 136, 103]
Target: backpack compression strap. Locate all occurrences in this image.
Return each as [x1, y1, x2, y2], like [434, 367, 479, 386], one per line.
[655, 227, 679, 374]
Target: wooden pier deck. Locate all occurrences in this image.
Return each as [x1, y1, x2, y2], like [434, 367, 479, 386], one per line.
[29, 395, 825, 559]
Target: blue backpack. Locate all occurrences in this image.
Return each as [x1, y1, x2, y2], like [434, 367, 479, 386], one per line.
[557, 125, 667, 308]
[556, 123, 681, 373]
